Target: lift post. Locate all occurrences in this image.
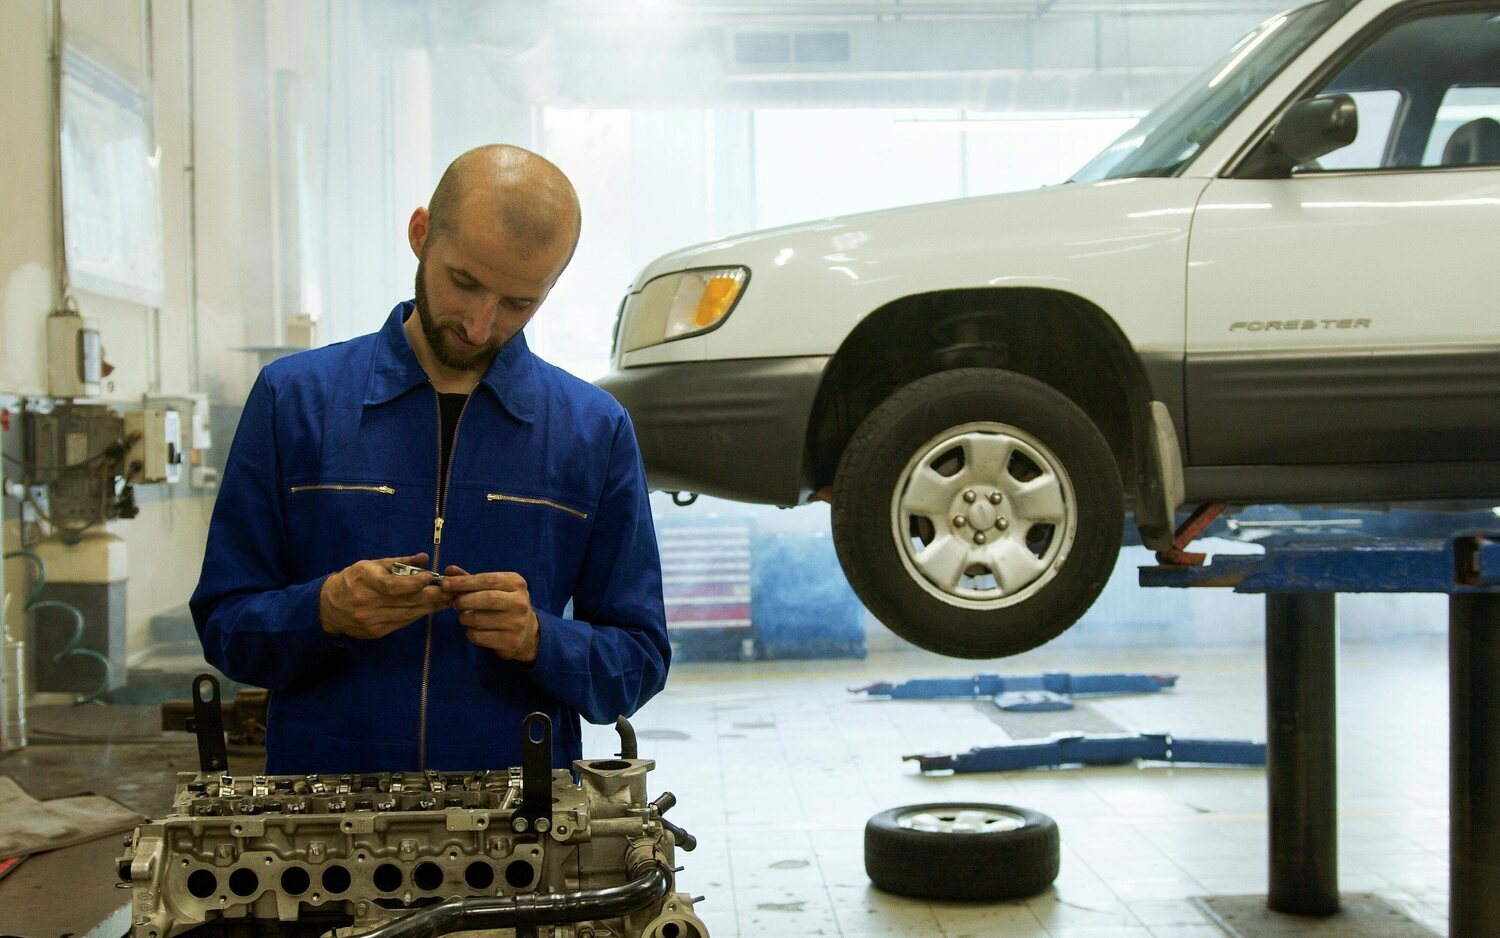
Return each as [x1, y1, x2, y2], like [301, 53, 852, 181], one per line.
[1141, 531, 1500, 927]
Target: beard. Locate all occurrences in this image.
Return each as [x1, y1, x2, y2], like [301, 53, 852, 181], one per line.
[413, 254, 504, 371]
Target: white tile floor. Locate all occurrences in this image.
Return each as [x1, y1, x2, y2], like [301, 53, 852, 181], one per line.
[583, 635, 1451, 937]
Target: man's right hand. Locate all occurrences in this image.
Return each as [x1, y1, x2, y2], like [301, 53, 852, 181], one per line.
[320, 553, 450, 640]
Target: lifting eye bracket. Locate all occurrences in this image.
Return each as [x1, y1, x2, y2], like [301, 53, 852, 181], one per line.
[189, 672, 229, 774]
[517, 712, 552, 833]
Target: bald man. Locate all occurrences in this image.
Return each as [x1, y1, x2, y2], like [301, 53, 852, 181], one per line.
[191, 146, 669, 774]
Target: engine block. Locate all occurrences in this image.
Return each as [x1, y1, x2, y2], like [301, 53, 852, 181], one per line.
[118, 726, 707, 938]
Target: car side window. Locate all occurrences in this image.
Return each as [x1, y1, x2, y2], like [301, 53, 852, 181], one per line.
[1421, 86, 1500, 165]
[1295, 8, 1500, 172]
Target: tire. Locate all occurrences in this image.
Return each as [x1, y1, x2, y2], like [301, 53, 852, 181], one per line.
[865, 803, 1060, 901]
[831, 368, 1123, 659]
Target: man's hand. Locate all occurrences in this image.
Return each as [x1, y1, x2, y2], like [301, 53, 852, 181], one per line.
[441, 566, 540, 663]
[319, 553, 450, 640]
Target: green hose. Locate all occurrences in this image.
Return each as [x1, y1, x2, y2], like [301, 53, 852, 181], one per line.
[5, 550, 112, 704]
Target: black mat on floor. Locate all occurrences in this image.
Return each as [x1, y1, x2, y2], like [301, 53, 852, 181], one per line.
[1194, 894, 1439, 936]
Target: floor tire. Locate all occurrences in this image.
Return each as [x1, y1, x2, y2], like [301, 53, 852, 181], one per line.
[832, 368, 1123, 658]
[865, 802, 1060, 901]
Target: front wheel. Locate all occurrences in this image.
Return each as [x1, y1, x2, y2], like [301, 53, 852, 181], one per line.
[831, 368, 1123, 658]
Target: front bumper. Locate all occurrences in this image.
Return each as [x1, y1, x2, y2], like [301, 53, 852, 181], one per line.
[596, 356, 830, 506]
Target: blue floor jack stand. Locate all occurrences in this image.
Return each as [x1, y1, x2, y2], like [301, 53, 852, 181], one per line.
[1142, 512, 1500, 934]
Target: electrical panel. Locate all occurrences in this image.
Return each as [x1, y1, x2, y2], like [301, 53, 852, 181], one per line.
[22, 405, 131, 529]
[47, 316, 102, 398]
[125, 409, 183, 485]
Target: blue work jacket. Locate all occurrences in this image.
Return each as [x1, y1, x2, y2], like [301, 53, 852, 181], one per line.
[190, 302, 669, 775]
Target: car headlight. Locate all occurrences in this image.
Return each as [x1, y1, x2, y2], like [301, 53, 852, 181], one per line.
[620, 267, 748, 352]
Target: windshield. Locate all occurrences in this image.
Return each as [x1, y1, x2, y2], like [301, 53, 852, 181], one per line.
[1071, 0, 1347, 182]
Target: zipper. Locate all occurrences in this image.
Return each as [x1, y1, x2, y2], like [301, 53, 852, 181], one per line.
[418, 389, 473, 772]
[288, 483, 395, 495]
[486, 493, 589, 521]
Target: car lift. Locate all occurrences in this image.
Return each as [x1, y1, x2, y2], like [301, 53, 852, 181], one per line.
[904, 732, 1266, 773]
[851, 671, 1266, 768]
[1140, 515, 1500, 933]
[851, 670, 1179, 702]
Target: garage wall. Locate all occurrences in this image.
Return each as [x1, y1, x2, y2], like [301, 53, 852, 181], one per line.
[1, 0, 443, 659]
[0, 0, 275, 658]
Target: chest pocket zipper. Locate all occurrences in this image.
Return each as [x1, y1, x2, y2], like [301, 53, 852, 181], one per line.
[289, 484, 396, 495]
[486, 493, 589, 521]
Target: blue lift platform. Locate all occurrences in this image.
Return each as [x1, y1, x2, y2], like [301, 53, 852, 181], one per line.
[853, 671, 1265, 765]
[1140, 519, 1500, 933]
[852, 670, 1178, 700]
[904, 732, 1266, 773]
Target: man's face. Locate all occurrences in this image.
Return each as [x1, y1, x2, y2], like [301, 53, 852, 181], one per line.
[411, 214, 569, 372]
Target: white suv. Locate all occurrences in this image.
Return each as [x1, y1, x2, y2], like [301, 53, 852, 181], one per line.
[598, 0, 1500, 659]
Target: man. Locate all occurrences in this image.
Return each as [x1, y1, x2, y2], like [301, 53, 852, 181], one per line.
[190, 145, 669, 774]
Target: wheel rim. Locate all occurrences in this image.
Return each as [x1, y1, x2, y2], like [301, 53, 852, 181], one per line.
[895, 806, 1028, 834]
[889, 421, 1078, 610]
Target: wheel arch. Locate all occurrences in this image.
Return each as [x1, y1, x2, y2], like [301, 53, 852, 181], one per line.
[804, 287, 1174, 540]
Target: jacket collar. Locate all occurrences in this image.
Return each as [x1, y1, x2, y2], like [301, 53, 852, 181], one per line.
[364, 301, 536, 423]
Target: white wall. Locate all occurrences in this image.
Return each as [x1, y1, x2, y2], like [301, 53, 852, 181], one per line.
[1, 0, 447, 659]
[0, 0, 278, 656]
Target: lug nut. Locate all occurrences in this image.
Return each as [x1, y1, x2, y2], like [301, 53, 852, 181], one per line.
[988, 491, 1003, 505]
[963, 490, 977, 504]
[953, 516, 968, 528]
[974, 532, 988, 544]
[996, 518, 1009, 531]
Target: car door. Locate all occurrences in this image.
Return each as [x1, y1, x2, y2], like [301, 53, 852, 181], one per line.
[1184, 2, 1500, 473]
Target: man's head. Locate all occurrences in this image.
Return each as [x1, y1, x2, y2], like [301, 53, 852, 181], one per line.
[407, 145, 581, 373]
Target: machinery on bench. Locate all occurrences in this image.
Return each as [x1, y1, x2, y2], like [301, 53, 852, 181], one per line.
[117, 675, 709, 938]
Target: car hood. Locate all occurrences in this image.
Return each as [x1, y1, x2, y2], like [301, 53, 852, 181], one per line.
[631, 184, 1086, 290]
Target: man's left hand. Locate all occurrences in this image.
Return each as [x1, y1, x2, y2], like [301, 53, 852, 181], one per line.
[441, 566, 540, 663]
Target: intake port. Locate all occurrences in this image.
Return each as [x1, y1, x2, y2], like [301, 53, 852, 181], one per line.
[321, 865, 352, 894]
[586, 760, 631, 771]
[504, 860, 535, 890]
[228, 869, 260, 897]
[464, 862, 495, 891]
[187, 870, 218, 899]
[373, 863, 404, 893]
[413, 861, 443, 892]
[280, 867, 310, 896]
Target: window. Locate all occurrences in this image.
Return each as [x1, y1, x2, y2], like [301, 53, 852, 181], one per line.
[1072, 2, 1343, 182]
[1422, 86, 1500, 165]
[1294, 8, 1500, 171]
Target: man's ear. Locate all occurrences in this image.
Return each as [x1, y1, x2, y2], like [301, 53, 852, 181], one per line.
[408, 206, 430, 257]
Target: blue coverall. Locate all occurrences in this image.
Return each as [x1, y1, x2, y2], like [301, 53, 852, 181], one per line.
[190, 302, 670, 774]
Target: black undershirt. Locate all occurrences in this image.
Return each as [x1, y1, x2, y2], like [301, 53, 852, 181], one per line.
[437, 392, 469, 508]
